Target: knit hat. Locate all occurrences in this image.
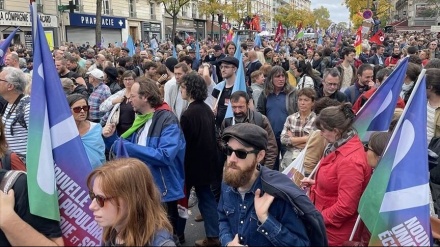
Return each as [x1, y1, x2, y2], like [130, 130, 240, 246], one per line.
[165, 57, 178, 73]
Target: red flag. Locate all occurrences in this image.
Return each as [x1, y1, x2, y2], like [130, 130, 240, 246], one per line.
[369, 30, 384, 45]
[355, 27, 362, 55]
[275, 21, 284, 42]
[297, 22, 303, 31]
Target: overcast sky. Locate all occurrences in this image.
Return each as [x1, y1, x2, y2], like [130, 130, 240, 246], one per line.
[311, 0, 351, 24]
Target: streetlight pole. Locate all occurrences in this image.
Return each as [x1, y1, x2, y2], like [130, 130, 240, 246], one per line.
[218, 13, 223, 44]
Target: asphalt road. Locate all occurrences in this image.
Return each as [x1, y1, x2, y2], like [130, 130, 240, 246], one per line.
[182, 203, 206, 246]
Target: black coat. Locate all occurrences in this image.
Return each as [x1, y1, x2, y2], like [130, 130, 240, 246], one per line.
[180, 101, 218, 186]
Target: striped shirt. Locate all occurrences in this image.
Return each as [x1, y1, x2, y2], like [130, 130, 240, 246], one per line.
[427, 102, 436, 145]
[2, 95, 30, 158]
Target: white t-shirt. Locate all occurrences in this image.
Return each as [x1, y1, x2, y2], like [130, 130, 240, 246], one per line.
[137, 120, 152, 146]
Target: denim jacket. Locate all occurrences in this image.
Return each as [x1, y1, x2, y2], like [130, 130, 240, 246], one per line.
[218, 174, 310, 246]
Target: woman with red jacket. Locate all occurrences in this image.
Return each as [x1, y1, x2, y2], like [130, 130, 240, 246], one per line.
[302, 103, 372, 246]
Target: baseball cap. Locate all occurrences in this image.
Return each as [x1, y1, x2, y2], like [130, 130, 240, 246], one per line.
[222, 123, 268, 151]
[86, 68, 105, 80]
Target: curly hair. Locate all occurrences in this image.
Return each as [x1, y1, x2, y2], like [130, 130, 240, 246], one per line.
[181, 72, 207, 101]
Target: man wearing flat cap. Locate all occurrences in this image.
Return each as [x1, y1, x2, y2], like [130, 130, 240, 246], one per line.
[218, 123, 309, 246]
[120, 47, 130, 57]
[206, 45, 225, 82]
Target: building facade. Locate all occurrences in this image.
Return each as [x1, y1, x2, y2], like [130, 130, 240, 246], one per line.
[393, 0, 436, 31]
[0, 0, 59, 50]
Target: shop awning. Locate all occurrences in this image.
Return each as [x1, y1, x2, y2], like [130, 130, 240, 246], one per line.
[166, 26, 197, 33]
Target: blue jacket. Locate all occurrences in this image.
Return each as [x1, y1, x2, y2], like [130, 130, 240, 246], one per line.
[218, 175, 310, 246]
[104, 109, 186, 202]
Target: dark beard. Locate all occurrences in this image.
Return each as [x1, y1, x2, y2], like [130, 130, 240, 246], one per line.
[223, 159, 257, 188]
[392, 53, 401, 59]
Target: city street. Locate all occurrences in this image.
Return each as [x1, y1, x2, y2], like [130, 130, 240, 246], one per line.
[184, 203, 206, 246]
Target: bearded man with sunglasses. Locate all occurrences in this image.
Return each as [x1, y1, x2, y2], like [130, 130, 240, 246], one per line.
[218, 123, 309, 246]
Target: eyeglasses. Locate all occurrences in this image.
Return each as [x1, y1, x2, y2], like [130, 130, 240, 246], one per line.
[224, 146, 259, 159]
[363, 143, 379, 156]
[71, 105, 90, 113]
[325, 82, 339, 87]
[89, 191, 113, 207]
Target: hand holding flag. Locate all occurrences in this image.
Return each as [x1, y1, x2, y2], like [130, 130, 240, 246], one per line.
[27, 2, 100, 244]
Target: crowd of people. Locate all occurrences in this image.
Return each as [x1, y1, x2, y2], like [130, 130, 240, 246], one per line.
[0, 28, 440, 246]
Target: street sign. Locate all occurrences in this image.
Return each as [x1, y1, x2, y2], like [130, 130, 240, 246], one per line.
[363, 10, 373, 19]
[431, 26, 440, 32]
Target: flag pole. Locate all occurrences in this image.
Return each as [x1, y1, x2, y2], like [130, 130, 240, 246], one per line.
[349, 215, 361, 241]
[382, 69, 426, 155]
[306, 160, 320, 179]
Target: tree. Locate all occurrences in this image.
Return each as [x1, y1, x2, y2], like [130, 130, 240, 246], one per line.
[313, 6, 331, 29]
[345, 0, 392, 28]
[95, 0, 102, 47]
[274, 4, 314, 29]
[336, 22, 348, 31]
[159, 0, 191, 45]
[198, 0, 223, 39]
[223, 0, 251, 28]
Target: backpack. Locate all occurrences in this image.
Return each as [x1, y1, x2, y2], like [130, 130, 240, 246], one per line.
[11, 96, 30, 132]
[0, 170, 26, 193]
[259, 164, 328, 246]
[134, 66, 144, 77]
[0, 150, 12, 170]
[312, 77, 322, 94]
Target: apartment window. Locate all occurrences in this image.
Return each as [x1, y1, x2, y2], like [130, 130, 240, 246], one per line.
[182, 5, 187, 17]
[75, 0, 80, 5]
[129, 0, 136, 17]
[0, 0, 3, 9]
[102, 0, 110, 15]
[192, 3, 197, 18]
[150, 2, 155, 15]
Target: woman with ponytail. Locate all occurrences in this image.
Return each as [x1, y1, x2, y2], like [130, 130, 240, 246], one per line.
[301, 103, 372, 246]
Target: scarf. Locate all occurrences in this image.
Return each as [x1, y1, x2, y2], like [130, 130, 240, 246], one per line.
[401, 81, 414, 98]
[323, 128, 356, 157]
[121, 112, 154, 138]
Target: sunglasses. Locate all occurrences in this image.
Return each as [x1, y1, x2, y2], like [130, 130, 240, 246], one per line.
[224, 146, 259, 159]
[363, 143, 379, 156]
[89, 191, 113, 207]
[72, 105, 90, 113]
